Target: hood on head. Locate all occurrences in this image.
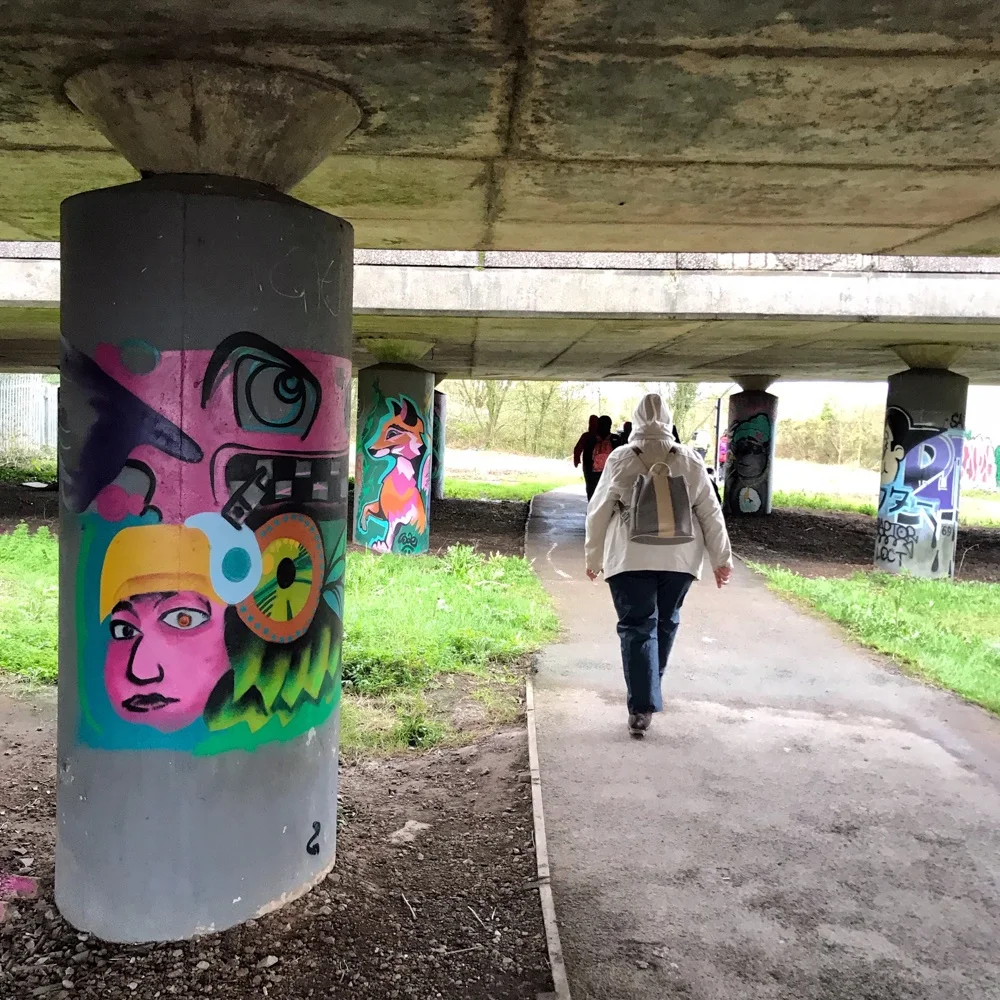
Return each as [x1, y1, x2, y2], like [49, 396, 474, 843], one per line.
[632, 393, 674, 440]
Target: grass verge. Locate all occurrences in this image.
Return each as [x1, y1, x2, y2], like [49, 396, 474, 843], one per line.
[753, 562, 1000, 715]
[771, 488, 1000, 528]
[771, 489, 876, 517]
[0, 528, 558, 753]
[443, 476, 575, 502]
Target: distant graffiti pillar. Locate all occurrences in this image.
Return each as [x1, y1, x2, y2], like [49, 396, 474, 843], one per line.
[723, 389, 778, 516]
[875, 368, 968, 578]
[432, 390, 447, 502]
[57, 176, 353, 942]
[354, 364, 435, 554]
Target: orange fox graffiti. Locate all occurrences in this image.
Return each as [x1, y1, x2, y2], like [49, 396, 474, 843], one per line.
[359, 398, 429, 553]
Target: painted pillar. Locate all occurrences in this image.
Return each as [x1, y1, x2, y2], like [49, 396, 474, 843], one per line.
[57, 175, 353, 942]
[723, 389, 778, 516]
[353, 364, 434, 554]
[875, 368, 968, 578]
[432, 389, 447, 502]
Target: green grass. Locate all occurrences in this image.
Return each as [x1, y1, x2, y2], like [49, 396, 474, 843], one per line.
[771, 488, 1000, 528]
[443, 476, 574, 502]
[754, 563, 1000, 715]
[0, 524, 59, 683]
[771, 489, 877, 517]
[0, 528, 558, 752]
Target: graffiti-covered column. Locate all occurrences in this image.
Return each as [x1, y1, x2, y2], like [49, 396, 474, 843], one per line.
[875, 368, 968, 578]
[354, 364, 435, 554]
[723, 379, 779, 516]
[57, 177, 353, 941]
[432, 388, 447, 502]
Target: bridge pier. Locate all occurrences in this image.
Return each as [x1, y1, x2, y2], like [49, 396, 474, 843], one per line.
[875, 366, 969, 579]
[54, 60, 359, 942]
[432, 388, 447, 503]
[353, 363, 435, 554]
[723, 377, 779, 516]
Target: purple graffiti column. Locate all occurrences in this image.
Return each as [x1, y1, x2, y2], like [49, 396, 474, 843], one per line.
[56, 176, 353, 942]
[875, 368, 968, 579]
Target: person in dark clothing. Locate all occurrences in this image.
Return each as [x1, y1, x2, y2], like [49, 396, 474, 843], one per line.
[583, 415, 615, 500]
[573, 415, 598, 471]
[615, 421, 633, 446]
[574, 415, 599, 498]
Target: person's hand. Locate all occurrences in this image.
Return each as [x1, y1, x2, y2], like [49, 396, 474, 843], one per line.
[714, 566, 732, 589]
[587, 569, 599, 581]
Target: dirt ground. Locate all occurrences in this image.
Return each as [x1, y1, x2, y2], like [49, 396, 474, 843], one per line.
[0, 486, 548, 998]
[725, 507, 1000, 581]
[0, 686, 551, 1000]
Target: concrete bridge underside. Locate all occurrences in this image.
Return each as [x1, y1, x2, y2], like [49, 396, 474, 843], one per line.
[2, 247, 1000, 382]
[8, 2, 1000, 256]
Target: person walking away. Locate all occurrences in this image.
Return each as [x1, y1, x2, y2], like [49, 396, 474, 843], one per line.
[573, 414, 598, 493]
[585, 394, 733, 736]
[583, 415, 614, 500]
[616, 420, 633, 446]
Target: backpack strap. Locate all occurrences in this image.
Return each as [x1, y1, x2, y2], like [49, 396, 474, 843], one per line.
[631, 445, 650, 473]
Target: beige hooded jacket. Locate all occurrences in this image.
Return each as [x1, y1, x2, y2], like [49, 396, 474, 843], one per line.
[584, 394, 733, 580]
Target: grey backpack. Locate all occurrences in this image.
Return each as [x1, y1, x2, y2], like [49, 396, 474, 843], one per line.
[626, 446, 696, 545]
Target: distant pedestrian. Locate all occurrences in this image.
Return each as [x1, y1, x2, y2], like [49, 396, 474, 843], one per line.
[616, 421, 632, 446]
[573, 415, 598, 493]
[583, 415, 614, 500]
[584, 394, 733, 737]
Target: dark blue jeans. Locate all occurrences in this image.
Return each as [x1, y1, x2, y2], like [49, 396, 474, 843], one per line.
[607, 570, 695, 714]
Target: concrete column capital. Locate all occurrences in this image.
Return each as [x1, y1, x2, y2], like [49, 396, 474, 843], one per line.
[64, 60, 361, 190]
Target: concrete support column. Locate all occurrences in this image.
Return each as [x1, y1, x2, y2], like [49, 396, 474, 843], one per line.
[354, 364, 434, 554]
[875, 368, 968, 578]
[57, 175, 353, 941]
[723, 379, 778, 516]
[432, 389, 447, 502]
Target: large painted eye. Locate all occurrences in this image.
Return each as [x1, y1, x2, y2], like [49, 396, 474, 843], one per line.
[237, 513, 323, 643]
[242, 360, 317, 434]
[110, 620, 140, 640]
[160, 608, 210, 631]
[201, 333, 321, 440]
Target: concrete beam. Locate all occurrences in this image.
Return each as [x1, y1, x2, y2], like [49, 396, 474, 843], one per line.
[3, 248, 1000, 381]
[5, 254, 1000, 323]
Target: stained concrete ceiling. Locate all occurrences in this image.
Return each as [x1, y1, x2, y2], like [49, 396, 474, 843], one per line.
[6, 2, 1000, 252]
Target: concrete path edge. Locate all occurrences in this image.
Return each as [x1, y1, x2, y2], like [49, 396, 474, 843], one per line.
[525, 674, 573, 1000]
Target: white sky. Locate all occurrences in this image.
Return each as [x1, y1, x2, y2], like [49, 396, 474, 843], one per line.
[585, 380, 1000, 436]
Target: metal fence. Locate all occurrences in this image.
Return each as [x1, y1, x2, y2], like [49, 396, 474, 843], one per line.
[0, 374, 58, 453]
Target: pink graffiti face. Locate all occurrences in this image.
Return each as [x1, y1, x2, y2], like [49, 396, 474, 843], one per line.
[92, 336, 350, 523]
[104, 591, 228, 732]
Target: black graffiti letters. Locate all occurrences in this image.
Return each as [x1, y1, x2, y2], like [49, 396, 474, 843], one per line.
[875, 518, 917, 566]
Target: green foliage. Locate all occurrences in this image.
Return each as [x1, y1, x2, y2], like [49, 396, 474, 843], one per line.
[776, 400, 884, 469]
[0, 453, 57, 484]
[443, 477, 574, 502]
[0, 524, 58, 682]
[342, 545, 558, 696]
[754, 564, 1000, 715]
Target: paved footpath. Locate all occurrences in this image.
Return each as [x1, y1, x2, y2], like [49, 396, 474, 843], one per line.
[528, 489, 1000, 1000]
